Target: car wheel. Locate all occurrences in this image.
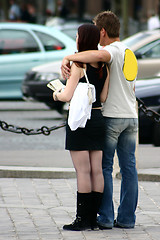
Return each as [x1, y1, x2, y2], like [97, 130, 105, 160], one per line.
[153, 122, 160, 146]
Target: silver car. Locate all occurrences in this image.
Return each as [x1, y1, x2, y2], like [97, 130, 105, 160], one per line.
[122, 29, 160, 79]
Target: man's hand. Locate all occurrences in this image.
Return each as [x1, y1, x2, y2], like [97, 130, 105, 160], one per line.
[61, 57, 71, 79]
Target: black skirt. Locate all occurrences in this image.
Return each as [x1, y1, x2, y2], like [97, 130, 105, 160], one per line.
[65, 109, 105, 151]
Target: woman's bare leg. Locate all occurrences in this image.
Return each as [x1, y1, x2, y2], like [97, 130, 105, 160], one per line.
[89, 150, 104, 193]
[70, 150, 91, 193]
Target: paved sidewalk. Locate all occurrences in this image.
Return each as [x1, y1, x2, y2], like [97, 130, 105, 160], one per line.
[0, 178, 160, 240]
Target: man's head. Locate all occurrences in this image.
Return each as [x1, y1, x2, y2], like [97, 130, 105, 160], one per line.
[93, 11, 120, 39]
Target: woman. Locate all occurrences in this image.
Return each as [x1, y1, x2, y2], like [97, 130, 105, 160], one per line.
[53, 23, 109, 231]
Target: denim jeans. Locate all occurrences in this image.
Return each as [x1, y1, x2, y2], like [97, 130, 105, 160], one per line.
[97, 117, 138, 228]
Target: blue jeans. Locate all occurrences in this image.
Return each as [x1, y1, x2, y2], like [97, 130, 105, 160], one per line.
[97, 117, 138, 228]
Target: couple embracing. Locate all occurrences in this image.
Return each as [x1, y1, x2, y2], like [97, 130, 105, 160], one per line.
[53, 11, 138, 231]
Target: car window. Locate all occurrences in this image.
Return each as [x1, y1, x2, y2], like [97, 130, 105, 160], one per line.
[135, 40, 160, 58]
[0, 29, 40, 55]
[122, 33, 151, 48]
[34, 30, 65, 51]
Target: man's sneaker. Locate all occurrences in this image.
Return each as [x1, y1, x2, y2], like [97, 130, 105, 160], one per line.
[97, 222, 113, 230]
[114, 220, 134, 229]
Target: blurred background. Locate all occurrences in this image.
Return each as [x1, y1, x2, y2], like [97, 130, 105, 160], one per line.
[0, 0, 160, 39]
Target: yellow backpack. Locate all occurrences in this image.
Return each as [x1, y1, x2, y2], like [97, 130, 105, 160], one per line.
[123, 49, 138, 81]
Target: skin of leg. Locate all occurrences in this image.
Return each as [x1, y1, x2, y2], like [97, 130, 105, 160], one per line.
[70, 150, 92, 193]
[89, 150, 104, 193]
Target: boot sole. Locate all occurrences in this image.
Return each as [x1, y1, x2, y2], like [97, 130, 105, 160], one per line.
[63, 226, 91, 231]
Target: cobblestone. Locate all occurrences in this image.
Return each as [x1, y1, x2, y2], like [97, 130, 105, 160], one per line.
[0, 178, 160, 239]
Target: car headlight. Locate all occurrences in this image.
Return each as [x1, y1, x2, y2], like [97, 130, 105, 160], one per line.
[24, 71, 61, 82]
[35, 72, 60, 81]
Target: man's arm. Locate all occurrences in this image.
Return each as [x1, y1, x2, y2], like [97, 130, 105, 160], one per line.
[61, 49, 111, 79]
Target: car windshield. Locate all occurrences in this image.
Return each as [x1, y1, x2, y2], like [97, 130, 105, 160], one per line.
[122, 33, 152, 48]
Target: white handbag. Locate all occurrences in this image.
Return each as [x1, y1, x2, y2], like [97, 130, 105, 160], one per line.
[83, 68, 95, 105]
[68, 68, 96, 131]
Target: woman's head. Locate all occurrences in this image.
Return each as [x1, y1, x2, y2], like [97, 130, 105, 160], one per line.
[77, 24, 100, 52]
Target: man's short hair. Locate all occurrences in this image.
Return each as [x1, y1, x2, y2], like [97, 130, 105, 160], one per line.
[93, 11, 120, 38]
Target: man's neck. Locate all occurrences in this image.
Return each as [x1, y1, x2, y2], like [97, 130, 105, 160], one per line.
[101, 37, 120, 47]
[108, 37, 120, 44]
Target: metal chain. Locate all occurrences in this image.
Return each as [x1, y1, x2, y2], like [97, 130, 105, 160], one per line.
[0, 97, 159, 135]
[136, 97, 160, 123]
[0, 120, 66, 136]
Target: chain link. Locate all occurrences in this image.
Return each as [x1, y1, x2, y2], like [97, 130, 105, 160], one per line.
[0, 97, 159, 135]
[0, 120, 66, 135]
[136, 97, 160, 123]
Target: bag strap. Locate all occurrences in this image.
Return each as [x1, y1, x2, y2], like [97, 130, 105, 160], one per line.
[83, 68, 90, 85]
[83, 68, 93, 105]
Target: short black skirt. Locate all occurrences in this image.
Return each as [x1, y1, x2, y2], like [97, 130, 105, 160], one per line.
[65, 109, 105, 151]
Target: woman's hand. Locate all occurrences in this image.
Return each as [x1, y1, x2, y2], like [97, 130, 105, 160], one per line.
[53, 90, 59, 101]
[61, 57, 71, 79]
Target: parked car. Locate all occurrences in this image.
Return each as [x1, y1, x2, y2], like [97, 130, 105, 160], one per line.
[49, 21, 91, 40]
[122, 28, 160, 78]
[135, 78, 160, 146]
[54, 22, 82, 40]
[46, 18, 81, 40]
[46, 17, 92, 40]
[0, 22, 76, 99]
[22, 60, 63, 112]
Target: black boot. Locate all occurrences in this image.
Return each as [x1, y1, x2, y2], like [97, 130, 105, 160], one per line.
[63, 192, 92, 231]
[91, 191, 103, 230]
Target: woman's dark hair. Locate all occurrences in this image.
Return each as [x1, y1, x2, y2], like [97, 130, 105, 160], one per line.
[76, 23, 103, 75]
[77, 23, 100, 52]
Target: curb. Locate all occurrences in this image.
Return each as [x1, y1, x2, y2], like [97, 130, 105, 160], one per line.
[116, 168, 160, 182]
[0, 166, 160, 181]
[138, 168, 160, 182]
[0, 166, 76, 179]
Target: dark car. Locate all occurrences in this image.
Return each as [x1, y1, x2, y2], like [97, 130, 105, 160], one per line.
[135, 78, 160, 146]
[22, 60, 65, 113]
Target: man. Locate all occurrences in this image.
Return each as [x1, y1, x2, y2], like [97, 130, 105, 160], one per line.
[61, 11, 138, 229]
[147, 12, 160, 30]
[8, 0, 21, 21]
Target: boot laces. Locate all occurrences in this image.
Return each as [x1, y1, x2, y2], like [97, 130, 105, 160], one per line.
[72, 216, 82, 225]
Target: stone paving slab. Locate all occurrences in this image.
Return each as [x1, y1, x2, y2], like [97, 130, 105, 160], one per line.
[0, 178, 160, 240]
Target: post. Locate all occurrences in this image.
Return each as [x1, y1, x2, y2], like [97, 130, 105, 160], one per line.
[55, 0, 59, 16]
[36, 0, 47, 24]
[122, 0, 129, 39]
[1, 0, 8, 20]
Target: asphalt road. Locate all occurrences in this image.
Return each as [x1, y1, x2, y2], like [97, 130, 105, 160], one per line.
[0, 100, 160, 169]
